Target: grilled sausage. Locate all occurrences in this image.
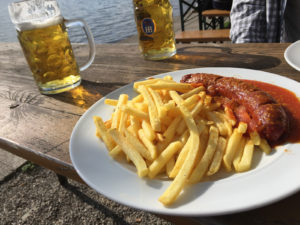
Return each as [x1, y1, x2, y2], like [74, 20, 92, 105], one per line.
[181, 73, 289, 143]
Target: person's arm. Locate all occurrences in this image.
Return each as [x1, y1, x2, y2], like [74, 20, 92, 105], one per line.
[230, 0, 267, 43]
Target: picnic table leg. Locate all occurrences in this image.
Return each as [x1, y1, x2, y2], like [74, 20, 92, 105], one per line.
[220, 16, 224, 29]
[212, 17, 216, 29]
[179, 0, 185, 31]
[56, 174, 68, 186]
[197, 0, 203, 30]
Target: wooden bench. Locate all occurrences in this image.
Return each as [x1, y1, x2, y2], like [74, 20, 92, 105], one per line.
[175, 29, 230, 43]
[202, 9, 230, 17]
[202, 9, 230, 29]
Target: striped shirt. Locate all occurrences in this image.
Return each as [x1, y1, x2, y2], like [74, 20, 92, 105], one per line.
[230, 0, 300, 43]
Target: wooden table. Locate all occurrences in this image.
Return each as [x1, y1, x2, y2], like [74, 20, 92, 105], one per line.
[1, 42, 300, 225]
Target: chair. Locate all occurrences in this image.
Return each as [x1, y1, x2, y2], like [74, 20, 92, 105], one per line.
[178, 0, 204, 31]
[201, 9, 230, 29]
[176, 0, 231, 43]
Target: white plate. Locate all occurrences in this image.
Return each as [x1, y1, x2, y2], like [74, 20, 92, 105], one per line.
[284, 40, 300, 71]
[70, 67, 300, 216]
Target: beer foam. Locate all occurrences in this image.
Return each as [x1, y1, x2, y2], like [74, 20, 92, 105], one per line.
[9, 0, 64, 31]
[16, 15, 63, 31]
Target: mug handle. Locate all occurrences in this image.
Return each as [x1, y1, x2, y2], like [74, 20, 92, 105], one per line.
[64, 19, 96, 71]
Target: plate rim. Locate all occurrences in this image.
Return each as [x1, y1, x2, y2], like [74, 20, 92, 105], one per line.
[284, 40, 300, 72]
[70, 67, 300, 216]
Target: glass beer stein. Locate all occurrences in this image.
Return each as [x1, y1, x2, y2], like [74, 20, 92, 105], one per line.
[133, 0, 176, 60]
[8, 0, 95, 94]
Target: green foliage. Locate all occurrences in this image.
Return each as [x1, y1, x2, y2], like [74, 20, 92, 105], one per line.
[224, 21, 231, 29]
[21, 162, 35, 172]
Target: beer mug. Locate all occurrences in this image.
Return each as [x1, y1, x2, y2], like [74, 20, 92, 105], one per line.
[8, 0, 95, 94]
[133, 0, 176, 60]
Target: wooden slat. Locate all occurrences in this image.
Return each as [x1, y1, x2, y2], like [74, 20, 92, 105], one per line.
[202, 9, 230, 17]
[175, 29, 230, 43]
[0, 137, 84, 183]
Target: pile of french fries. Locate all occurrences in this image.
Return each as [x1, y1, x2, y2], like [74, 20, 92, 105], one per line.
[93, 76, 272, 206]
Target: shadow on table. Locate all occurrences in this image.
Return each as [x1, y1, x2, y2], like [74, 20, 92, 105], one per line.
[49, 80, 127, 110]
[167, 46, 281, 70]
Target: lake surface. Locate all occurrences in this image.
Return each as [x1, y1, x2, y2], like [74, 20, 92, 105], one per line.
[0, 0, 179, 43]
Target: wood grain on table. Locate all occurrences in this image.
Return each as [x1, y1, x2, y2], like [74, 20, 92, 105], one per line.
[0, 42, 299, 225]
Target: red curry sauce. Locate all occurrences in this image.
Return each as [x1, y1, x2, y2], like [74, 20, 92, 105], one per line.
[246, 80, 300, 144]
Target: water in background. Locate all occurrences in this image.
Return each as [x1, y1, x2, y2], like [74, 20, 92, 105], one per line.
[0, 0, 179, 43]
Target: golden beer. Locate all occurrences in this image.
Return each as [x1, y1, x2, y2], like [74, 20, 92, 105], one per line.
[133, 0, 176, 60]
[9, 0, 95, 94]
[18, 21, 80, 94]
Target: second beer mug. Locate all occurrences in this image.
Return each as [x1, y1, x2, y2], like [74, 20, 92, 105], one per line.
[8, 0, 95, 94]
[133, 0, 176, 60]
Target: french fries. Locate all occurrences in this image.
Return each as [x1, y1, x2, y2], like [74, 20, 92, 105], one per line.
[93, 116, 116, 151]
[138, 85, 161, 132]
[93, 76, 274, 206]
[109, 128, 148, 177]
[223, 122, 247, 171]
[188, 126, 219, 184]
[235, 139, 254, 172]
[111, 94, 128, 129]
[148, 141, 183, 178]
[207, 136, 227, 176]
